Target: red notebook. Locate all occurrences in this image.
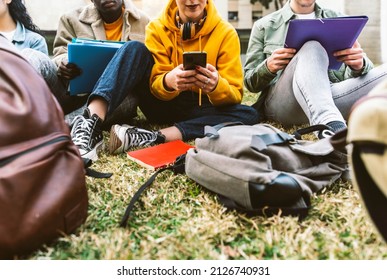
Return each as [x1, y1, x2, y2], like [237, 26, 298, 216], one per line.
[127, 140, 194, 170]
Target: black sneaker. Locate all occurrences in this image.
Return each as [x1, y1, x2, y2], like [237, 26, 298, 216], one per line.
[109, 124, 165, 154]
[70, 108, 103, 161]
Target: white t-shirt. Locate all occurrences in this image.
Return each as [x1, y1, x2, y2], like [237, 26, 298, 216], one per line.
[295, 12, 316, 19]
[0, 30, 15, 41]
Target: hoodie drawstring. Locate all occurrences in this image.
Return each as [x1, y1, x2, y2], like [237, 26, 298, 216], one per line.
[175, 31, 204, 106]
[198, 35, 202, 106]
[174, 31, 179, 66]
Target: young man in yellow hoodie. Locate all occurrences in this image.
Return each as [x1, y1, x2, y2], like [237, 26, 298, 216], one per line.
[109, 0, 258, 154]
[70, 0, 258, 160]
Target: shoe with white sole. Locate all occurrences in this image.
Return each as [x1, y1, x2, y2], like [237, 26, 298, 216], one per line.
[70, 108, 103, 161]
[109, 124, 165, 154]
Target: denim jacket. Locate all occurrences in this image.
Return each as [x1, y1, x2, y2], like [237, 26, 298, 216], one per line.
[244, 1, 373, 97]
[11, 21, 48, 55]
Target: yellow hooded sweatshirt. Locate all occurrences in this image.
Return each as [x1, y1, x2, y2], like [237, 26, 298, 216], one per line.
[145, 0, 243, 106]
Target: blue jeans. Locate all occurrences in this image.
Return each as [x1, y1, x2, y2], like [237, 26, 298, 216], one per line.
[90, 41, 152, 116]
[264, 41, 387, 126]
[90, 41, 259, 140]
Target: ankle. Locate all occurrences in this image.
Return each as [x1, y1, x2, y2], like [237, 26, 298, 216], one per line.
[155, 131, 166, 144]
[159, 126, 183, 142]
[88, 98, 108, 121]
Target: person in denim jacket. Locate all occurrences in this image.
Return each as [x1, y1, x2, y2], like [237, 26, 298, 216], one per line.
[0, 0, 46, 53]
[244, 0, 387, 138]
[0, 0, 64, 100]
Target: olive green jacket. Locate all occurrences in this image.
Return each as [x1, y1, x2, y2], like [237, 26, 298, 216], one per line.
[244, 1, 373, 97]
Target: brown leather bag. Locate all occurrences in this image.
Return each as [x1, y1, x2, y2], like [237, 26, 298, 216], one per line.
[0, 37, 88, 259]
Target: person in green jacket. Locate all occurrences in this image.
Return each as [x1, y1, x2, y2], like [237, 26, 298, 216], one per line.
[244, 0, 387, 138]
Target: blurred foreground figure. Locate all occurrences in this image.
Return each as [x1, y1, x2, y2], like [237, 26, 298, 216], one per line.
[346, 79, 387, 242]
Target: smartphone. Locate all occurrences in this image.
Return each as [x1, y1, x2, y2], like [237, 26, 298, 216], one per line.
[183, 51, 207, 70]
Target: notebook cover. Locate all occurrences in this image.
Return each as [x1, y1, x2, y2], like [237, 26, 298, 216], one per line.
[127, 140, 194, 170]
[68, 39, 124, 95]
[284, 16, 368, 70]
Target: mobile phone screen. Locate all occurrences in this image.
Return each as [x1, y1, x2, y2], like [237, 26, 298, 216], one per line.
[183, 51, 207, 70]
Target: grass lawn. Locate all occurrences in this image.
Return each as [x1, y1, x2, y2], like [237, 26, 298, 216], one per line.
[28, 91, 387, 260]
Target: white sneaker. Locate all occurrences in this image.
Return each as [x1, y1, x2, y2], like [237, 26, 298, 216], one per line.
[109, 124, 165, 154]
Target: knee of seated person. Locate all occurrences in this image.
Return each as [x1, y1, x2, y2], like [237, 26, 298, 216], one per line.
[21, 48, 44, 62]
[299, 40, 326, 55]
[120, 41, 151, 60]
[20, 48, 54, 75]
[297, 40, 328, 64]
[21, 48, 53, 66]
[123, 40, 145, 51]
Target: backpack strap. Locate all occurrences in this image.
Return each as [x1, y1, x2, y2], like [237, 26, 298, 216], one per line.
[251, 132, 294, 151]
[292, 124, 331, 140]
[204, 122, 244, 139]
[120, 166, 172, 227]
[120, 154, 187, 227]
[83, 158, 113, 179]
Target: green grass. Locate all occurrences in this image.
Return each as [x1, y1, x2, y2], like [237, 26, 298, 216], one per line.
[28, 91, 387, 260]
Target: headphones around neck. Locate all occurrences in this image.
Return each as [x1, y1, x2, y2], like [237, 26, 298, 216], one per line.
[176, 11, 207, 41]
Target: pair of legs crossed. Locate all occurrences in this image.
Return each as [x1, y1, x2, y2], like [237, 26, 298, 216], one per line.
[263, 41, 387, 130]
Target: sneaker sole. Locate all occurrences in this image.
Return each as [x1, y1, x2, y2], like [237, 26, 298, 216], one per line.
[80, 140, 103, 162]
[109, 125, 125, 154]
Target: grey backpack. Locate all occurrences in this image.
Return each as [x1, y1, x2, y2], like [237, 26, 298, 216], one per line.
[120, 123, 348, 227]
[185, 123, 348, 217]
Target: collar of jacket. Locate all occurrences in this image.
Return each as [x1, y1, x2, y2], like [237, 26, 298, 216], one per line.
[11, 21, 26, 43]
[78, 0, 141, 25]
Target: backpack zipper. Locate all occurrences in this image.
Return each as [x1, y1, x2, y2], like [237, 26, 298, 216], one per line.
[0, 135, 70, 168]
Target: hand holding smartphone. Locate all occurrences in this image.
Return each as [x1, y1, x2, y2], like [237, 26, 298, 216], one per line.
[182, 51, 207, 106]
[183, 51, 207, 70]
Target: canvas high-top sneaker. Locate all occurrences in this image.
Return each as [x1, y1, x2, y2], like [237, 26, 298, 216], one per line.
[109, 124, 165, 154]
[70, 108, 103, 161]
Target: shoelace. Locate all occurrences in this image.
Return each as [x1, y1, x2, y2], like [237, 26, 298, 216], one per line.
[71, 115, 95, 148]
[125, 128, 157, 147]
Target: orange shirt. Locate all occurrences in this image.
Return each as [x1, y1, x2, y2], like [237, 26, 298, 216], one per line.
[104, 14, 123, 41]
